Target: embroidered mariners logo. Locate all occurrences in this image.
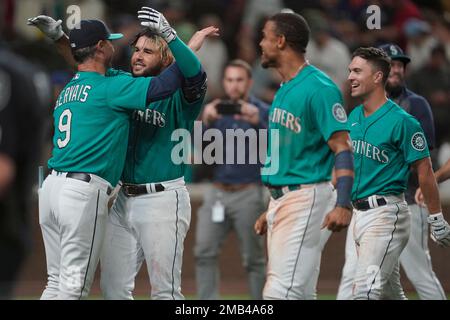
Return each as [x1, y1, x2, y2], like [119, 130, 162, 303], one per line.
[390, 45, 398, 55]
[332, 103, 347, 123]
[411, 132, 426, 151]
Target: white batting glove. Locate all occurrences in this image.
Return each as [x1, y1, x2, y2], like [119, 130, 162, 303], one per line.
[428, 213, 450, 247]
[27, 15, 64, 41]
[137, 7, 177, 43]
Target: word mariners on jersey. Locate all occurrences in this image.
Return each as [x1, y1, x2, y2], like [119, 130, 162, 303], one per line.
[352, 139, 389, 164]
[270, 107, 301, 133]
[55, 84, 92, 108]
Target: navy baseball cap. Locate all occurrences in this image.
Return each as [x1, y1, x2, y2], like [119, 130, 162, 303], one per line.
[378, 43, 411, 65]
[69, 20, 123, 50]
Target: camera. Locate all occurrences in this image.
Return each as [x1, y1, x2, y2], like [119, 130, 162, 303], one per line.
[216, 100, 242, 115]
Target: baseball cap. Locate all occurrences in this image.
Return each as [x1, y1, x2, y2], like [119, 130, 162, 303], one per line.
[378, 43, 411, 65]
[69, 20, 123, 50]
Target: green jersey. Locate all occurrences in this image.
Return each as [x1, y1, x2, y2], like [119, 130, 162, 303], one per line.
[349, 99, 430, 200]
[122, 89, 203, 184]
[261, 65, 349, 186]
[48, 71, 151, 186]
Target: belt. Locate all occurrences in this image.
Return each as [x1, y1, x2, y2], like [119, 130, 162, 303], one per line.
[352, 196, 387, 211]
[54, 171, 112, 195]
[66, 172, 91, 183]
[214, 183, 254, 192]
[266, 184, 302, 200]
[122, 183, 165, 197]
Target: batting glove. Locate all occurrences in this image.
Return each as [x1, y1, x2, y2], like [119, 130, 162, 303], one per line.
[137, 7, 177, 43]
[428, 213, 450, 247]
[27, 15, 64, 41]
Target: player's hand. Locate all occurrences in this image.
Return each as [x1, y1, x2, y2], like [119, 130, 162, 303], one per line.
[428, 213, 450, 247]
[27, 15, 64, 41]
[415, 187, 426, 207]
[188, 26, 220, 52]
[254, 211, 268, 236]
[202, 99, 221, 124]
[137, 7, 177, 43]
[234, 100, 260, 126]
[322, 206, 352, 232]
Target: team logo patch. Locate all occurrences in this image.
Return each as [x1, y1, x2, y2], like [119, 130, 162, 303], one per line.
[411, 132, 426, 151]
[332, 103, 347, 123]
[390, 45, 398, 55]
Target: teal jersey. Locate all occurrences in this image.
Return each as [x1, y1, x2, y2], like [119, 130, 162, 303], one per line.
[261, 65, 349, 185]
[349, 99, 430, 200]
[48, 71, 151, 186]
[122, 89, 203, 183]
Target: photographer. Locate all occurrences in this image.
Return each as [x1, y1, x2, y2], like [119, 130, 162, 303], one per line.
[195, 59, 269, 299]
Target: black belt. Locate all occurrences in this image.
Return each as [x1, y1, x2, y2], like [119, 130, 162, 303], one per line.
[66, 172, 91, 183]
[352, 197, 387, 211]
[122, 183, 165, 197]
[265, 184, 302, 200]
[57, 171, 112, 195]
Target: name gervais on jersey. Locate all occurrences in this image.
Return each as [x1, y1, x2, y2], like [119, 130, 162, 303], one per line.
[132, 109, 166, 127]
[55, 84, 91, 108]
[352, 139, 389, 163]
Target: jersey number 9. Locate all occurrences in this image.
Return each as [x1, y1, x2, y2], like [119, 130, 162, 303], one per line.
[57, 109, 72, 148]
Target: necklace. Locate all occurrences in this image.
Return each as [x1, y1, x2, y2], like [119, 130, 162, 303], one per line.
[282, 60, 309, 85]
[295, 59, 309, 77]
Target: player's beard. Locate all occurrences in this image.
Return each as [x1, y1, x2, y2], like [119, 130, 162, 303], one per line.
[261, 58, 276, 69]
[386, 80, 404, 98]
[132, 62, 165, 77]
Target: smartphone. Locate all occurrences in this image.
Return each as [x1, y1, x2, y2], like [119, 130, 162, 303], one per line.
[216, 100, 242, 115]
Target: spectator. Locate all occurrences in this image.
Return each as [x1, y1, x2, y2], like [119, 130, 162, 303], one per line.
[195, 59, 269, 300]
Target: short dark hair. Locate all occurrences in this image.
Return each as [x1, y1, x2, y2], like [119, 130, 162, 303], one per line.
[72, 45, 97, 63]
[268, 12, 310, 54]
[352, 47, 391, 84]
[225, 59, 252, 78]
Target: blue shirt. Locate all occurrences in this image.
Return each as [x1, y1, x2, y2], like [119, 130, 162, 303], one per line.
[207, 96, 269, 184]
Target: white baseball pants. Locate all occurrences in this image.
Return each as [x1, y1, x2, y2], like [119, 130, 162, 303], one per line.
[338, 203, 445, 300]
[39, 171, 111, 299]
[263, 182, 335, 300]
[100, 177, 191, 300]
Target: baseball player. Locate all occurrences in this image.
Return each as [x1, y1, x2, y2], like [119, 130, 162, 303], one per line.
[29, 11, 201, 299]
[29, 10, 211, 299]
[255, 12, 354, 300]
[345, 47, 450, 300]
[100, 25, 209, 299]
[337, 44, 446, 300]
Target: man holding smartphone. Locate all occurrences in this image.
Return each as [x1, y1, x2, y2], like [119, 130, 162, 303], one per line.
[196, 59, 269, 299]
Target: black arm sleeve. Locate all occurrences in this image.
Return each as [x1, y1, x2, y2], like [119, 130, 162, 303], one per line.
[146, 62, 183, 104]
[181, 67, 207, 103]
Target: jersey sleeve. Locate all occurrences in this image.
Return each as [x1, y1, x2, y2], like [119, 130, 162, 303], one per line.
[398, 116, 430, 164]
[408, 96, 435, 150]
[106, 74, 151, 110]
[310, 85, 349, 141]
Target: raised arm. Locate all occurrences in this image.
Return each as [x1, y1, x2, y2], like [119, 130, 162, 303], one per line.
[27, 15, 77, 69]
[137, 7, 202, 78]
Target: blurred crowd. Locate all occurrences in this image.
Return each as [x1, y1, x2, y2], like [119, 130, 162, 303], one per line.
[2, 0, 450, 150]
[1, 0, 450, 299]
